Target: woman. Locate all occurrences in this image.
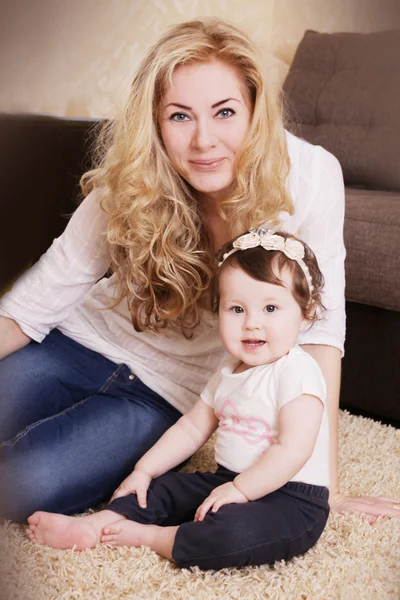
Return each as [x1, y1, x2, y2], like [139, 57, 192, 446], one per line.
[0, 18, 397, 523]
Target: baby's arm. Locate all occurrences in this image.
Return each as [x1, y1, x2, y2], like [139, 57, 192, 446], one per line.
[233, 394, 323, 501]
[137, 398, 218, 476]
[111, 399, 218, 503]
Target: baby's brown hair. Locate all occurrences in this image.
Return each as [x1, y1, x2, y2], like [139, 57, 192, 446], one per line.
[212, 230, 325, 323]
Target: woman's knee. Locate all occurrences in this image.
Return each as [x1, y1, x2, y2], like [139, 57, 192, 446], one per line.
[0, 426, 87, 522]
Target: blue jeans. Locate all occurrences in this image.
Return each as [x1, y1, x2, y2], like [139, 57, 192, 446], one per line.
[0, 329, 182, 522]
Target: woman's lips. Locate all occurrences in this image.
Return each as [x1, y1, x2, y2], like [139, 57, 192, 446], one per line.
[189, 158, 225, 171]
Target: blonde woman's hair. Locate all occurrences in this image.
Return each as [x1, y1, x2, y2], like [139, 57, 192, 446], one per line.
[81, 18, 293, 336]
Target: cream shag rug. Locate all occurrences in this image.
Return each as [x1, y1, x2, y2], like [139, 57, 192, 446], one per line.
[1, 410, 399, 600]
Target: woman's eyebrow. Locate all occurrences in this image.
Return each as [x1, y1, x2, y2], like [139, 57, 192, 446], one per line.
[164, 97, 242, 110]
[211, 97, 241, 108]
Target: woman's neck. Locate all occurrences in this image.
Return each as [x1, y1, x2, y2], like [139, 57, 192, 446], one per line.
[199, 195, 231, 252]
[203, 212, 231, 253]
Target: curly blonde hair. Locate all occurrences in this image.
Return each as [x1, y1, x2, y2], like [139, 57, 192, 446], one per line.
[81, 18, 293, 336]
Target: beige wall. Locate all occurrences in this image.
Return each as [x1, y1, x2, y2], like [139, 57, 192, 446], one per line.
[1, 0, 399, 118]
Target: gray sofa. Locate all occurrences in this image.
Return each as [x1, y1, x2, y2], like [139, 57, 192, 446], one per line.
[283, 29, 400, 425]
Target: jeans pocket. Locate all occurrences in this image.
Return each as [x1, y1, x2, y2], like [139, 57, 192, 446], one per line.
[100, 363, 138, 393]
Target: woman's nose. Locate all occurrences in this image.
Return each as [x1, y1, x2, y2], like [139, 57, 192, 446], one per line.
[191, 119, 216, 150]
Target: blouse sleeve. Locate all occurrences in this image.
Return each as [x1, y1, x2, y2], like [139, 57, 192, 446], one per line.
[295, 147, 346, 355]
[0, 189, 111, 342]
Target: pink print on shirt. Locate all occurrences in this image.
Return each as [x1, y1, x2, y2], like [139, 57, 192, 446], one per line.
[215, 400, 275, 446]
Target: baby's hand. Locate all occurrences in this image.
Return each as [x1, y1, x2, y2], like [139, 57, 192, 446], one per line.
[110, 470, 151, 508]
[194, 482, 248, 522]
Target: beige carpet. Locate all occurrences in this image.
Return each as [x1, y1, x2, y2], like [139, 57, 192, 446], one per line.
[1, 410, 399, 600]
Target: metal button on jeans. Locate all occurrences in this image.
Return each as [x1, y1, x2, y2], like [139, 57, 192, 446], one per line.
[129, 374, 135, 380]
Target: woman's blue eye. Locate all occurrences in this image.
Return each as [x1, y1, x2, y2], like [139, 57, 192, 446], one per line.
[265, 305, 277, 313]
[170, 113, 189, 121]
[217, 108, 235, 119]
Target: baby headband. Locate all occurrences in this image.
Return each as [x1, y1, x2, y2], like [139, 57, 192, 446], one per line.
[218, 228, 314, 294]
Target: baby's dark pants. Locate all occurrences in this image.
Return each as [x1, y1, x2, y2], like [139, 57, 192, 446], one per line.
[108, 465, 329, 570]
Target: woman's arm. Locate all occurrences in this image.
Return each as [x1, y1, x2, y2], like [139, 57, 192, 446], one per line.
[0, 316, 31, 360]
[301, 343, 400, 522]
[291, 145, 399, 519]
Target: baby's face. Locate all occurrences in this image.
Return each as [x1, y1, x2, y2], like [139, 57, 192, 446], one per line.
[218, 265, 308, 371]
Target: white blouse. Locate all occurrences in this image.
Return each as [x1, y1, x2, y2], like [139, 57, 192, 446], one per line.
[0, 131, 346, 414]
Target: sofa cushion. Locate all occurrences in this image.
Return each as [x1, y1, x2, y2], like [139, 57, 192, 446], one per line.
[283, 30, 400, 191]
[344, 187, 400, 311]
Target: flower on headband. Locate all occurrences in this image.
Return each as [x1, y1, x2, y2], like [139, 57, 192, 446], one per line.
[232, 231, 261, 251]
[283, 238, 305, 260]
[259, 232, 285, 252]
[218, 229, 313, 294]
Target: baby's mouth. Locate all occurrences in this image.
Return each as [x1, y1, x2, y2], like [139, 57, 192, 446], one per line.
[242, 339, 266, 349]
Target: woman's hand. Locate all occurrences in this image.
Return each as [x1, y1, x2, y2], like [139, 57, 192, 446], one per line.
[0, 316, 31, 360]
[329, 491, 400, 524]
[194, 482, 249, 522]
[110, 470, 152, 508]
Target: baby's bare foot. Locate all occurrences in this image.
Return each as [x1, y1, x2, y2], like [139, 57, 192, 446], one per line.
[26, 511, 98, 550]
[101, 520, 154, 547]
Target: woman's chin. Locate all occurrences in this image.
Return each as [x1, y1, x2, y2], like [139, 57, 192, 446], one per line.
[186, 176, 233, 199]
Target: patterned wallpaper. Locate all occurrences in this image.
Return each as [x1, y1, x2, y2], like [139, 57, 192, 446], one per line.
[0, 0, 399, 118]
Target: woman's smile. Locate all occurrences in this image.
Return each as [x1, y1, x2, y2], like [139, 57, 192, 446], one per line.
[189, 158, 226, 171]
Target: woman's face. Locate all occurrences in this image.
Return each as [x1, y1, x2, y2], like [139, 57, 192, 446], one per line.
[159, 59, 252, 204]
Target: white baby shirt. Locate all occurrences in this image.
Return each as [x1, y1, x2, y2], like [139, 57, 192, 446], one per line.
[201, 346, 330, 488]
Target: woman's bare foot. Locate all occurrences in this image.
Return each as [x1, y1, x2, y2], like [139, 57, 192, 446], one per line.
[101, 520, 155, 548]
[26, 509, 126, 551]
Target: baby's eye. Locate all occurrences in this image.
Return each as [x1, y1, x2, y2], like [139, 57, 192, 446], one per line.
[216, 108, 235, 119]
[170, 113, 189, 122]
[231, 306, 244, 314]
[265, 305, 277, 313]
